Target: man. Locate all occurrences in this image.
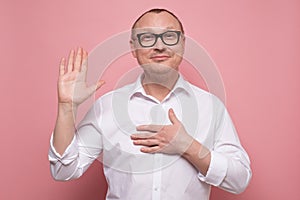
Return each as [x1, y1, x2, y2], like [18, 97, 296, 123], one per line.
[49, 8, 251, 200]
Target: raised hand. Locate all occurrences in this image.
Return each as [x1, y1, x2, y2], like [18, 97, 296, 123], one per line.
[53, 47, 105, 155]
[58, 47, 105, 108]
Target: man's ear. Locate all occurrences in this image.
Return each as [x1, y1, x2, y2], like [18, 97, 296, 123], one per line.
[130, 40, 137, 58]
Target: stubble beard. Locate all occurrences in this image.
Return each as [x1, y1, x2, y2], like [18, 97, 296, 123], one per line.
[141, 62, 179, 90]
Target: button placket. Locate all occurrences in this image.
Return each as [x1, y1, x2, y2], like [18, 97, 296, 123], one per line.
[152, 153, 162, 200]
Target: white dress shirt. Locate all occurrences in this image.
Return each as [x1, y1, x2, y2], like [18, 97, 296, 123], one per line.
[48, 74, 251, 200]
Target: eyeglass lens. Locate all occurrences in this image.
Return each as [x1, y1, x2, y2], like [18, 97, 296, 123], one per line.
[138, 31, 180, 47]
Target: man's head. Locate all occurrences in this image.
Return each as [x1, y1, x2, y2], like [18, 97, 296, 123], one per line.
[131, 8, 184, 34]
[130, 8, 185, 74]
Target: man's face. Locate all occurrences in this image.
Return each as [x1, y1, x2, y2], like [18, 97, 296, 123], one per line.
[130, 12, 185, 74]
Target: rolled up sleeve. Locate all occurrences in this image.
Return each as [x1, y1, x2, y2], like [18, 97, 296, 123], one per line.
[48, 134, 80, 180]
[198, 97, 252, 194]
[198, 151, 228, 186]
[48, 99, 104, 181]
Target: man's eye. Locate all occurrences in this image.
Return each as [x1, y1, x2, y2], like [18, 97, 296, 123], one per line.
[164, 33, 176, 39]
[141, 34, 155, 41]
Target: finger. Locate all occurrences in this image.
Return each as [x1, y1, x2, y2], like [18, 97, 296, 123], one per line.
[86, 84, 97, 97]
[168, 108, 179, 124]
[131, 132, 157, 139]
[133, 139, 159, 147]
[86, 80, 105, 97]
[96, 80, 105, 90]
[140, 146, 160, 153]
[74, 47, 82, 71]
[81, 50, 88, 72]
[136, 124, 163, 132]
[67, 49, 75, 72]
[59, 58, 65, 76]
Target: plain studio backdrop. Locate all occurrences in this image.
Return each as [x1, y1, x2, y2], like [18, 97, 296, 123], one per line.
[1, 0, 299, 200]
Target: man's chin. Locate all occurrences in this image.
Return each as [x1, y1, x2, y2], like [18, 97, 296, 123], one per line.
[142, 65, 176, 76]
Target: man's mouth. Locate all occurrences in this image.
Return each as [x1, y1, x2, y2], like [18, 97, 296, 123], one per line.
[150, 55, 170, 61]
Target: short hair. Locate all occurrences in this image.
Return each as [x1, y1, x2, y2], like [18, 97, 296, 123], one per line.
[131, 8, 184, 34]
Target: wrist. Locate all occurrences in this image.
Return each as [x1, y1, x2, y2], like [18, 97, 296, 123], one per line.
[182, 139, 211, 176]
[58, 102, 78, 115]
[182, 139, 201, 158]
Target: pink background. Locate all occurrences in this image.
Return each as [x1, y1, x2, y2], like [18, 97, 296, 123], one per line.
[1, 0, 300, 199]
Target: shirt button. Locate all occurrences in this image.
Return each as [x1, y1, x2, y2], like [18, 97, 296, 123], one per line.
[154, 187, 159, 191]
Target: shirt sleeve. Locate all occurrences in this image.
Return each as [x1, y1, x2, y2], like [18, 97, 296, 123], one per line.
[197, 97, 252, 194]
[48, 100, 103, 181]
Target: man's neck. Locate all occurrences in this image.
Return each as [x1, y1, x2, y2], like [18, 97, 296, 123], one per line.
[142, 71, 179, 102]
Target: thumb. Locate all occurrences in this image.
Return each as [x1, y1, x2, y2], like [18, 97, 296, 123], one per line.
[168, 108, 179, 124]
[95, 80, 105, 90]
[87, 80, 105, 96]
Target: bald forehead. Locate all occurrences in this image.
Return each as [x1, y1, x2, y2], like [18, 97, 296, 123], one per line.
[133, 11, 182, 31]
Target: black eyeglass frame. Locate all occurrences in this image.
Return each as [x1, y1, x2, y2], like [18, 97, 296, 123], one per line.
[136, 30, 182, 48]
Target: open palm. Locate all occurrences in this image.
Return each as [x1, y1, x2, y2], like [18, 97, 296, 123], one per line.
[58, 48, 105, 107]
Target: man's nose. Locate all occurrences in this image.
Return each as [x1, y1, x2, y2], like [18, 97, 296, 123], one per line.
[153, 37, 166, 50]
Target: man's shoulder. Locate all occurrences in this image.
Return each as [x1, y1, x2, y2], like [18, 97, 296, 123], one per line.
[184, 80, 225, 106]
[185, 80, 212, 98]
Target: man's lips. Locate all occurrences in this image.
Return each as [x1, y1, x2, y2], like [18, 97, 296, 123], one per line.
[150, 55, 170, 61]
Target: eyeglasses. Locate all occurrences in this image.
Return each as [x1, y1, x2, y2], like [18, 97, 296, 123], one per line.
[136, 31, 181, 48]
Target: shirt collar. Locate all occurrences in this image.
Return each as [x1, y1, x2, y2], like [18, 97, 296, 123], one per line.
[129, 73, 193, 100]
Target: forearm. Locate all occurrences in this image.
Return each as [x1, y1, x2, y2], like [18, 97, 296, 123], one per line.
[182, 139, 211, 176]
[53, 103, 77, 155]
[184, 142, 251, 193]
[50, 102, 104, 181]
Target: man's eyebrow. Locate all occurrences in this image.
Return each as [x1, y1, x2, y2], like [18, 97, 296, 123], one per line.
[166, 26, 176, 29]
[131, 26, 181, 38]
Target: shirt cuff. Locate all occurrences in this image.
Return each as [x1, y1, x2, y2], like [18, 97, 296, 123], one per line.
[198, 151, 228, 186]
[48, 133, 78, 165]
